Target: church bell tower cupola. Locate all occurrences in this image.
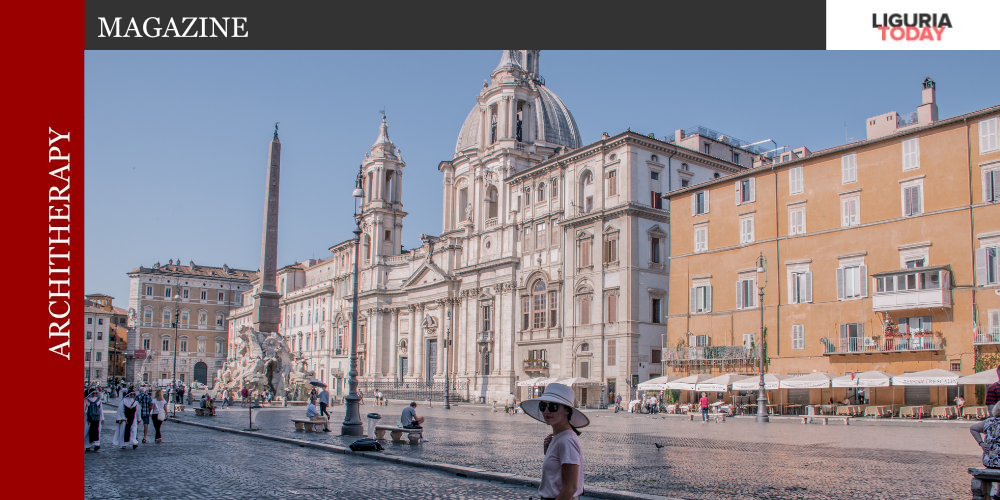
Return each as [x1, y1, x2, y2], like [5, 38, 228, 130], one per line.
[359, 116, 407, 267]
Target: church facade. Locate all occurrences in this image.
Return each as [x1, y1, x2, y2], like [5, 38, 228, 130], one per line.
[229, 51, 746, 405]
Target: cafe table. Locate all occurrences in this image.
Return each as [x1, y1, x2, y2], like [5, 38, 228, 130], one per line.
[930, 406, 957, 419]
[963, 406, 988, 419]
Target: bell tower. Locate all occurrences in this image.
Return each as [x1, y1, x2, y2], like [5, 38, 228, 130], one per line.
[358, 116, 407, 269]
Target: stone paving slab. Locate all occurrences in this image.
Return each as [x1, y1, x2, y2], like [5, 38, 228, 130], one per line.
[84, 419, 584, 500]
[166, 401, 980, 499]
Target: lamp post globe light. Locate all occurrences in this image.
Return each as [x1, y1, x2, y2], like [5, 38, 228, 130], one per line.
[171, 293, 181, 416]
[755, 252, 769, 423]
[342, 165, 366, 436]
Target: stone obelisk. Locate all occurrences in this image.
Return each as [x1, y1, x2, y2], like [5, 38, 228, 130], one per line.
[252, 125, 282, 334]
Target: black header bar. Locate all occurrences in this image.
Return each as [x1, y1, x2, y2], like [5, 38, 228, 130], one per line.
[86, 0, 826, 50]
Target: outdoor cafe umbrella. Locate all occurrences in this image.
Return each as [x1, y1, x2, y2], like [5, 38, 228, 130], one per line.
[637, 375, 679, 391]
[665, 374, 713, 391]
[731, 373, 789, 391]
[516, 377, 545, 387]
[891, 368, 959, 386]
[695, 373, 751, 392]
[558, 377, 604, 387]
[957, 369, 999, 385]
[309, 380, 327, 388]
[780, 372, 840, 389]
[831, 371, 893, 387]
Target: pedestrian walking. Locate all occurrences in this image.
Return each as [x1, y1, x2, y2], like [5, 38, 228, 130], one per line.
[700, 392, 710, 423]
[614, 394, 622, 413]
[220, 390, 231, 409]
[85, 388, 104, 452]
[319, 386, 330, 418]
[113, 389, 140, 450]
[241, 386, 249, 407]
[519, 383, 586, 500]
[135, 386, 152, 443]
[150, 389, 167, 443]
[971, 403, 1000, 499]
[358, 389, 365, 405]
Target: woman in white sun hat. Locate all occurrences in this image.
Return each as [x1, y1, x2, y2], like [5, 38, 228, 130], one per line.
[520, 383, 588, 500]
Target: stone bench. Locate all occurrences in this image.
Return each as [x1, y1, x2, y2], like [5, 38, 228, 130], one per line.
[194, 407, 214, 416]
[292, 419, 328, 432]
[688, 412, 726, 422]
[969, 467, 1000, 500]
[374, 425, 422, 444]
[801, 416, 851, 425]
[171, 404, 185, 412]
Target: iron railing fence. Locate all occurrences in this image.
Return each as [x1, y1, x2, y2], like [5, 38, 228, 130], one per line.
[357, 380, 470, 402]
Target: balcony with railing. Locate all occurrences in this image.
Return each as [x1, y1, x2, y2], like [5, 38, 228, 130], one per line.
[662, 345, 757, 368]
[871, 266, 952, 312]
[485, 217, 499, 230]
[523, 359, 549, 375]
[822, 334, 942, 355]
[975, 327, 1000, 345]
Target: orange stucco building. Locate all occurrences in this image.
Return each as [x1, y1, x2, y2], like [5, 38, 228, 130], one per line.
[664, 80, 1000, 407]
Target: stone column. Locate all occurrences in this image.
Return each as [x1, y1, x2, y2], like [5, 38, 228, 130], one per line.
[413, 304, 424, 380]
[389, 308, 398, 380]
[407, 306, 416, 377]
[437, 301, 447, 377]
[510, 97, 518, 140]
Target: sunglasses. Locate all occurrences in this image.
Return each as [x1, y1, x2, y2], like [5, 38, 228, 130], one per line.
[538, 402, 565, 413]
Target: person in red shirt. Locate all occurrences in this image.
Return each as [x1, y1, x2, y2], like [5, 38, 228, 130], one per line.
[699, 392, 710, 423]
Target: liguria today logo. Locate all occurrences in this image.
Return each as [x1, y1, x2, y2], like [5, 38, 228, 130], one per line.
[873, 13, 952, 41]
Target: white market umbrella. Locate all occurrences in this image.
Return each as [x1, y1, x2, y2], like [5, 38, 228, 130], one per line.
[637, 375, 679, 391]
[732, 374, 789, 391]
[831, 371, 893, 388]
[665, 374, 713, 391]
[958, 369, 999, 385]
[780, 372, 840, 389]
[558, 377, 604, 387]
[891, 369, 959, 386]
[516, 377, 545, 387]
[696, 374, 752, 392]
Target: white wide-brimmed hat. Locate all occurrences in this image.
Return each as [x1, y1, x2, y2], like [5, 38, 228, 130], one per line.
[519, 383, 590, 428]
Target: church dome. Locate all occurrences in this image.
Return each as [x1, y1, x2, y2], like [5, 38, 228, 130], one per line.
[455, 51, 582, 154]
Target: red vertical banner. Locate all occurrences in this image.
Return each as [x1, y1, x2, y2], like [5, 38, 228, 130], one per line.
[8, 1, 83, 497]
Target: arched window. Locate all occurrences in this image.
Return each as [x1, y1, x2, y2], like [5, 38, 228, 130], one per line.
[337, 320, 345, 350]
[527, 53, 533, 74]
[651, 154, 659, 163]
[538, 182, 546, 202]
[490, 112, 498, 144]
[580, 171, 594, 213]
[580, 343, 590, 352]
[532, 280, 547, 329]
[485, 185, 499, 220]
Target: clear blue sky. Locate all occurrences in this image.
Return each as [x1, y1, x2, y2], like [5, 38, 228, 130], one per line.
[84, 50, 1000, 306]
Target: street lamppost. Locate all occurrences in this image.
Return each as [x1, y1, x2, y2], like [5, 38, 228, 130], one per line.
[444, 307, 452, 410]
[171, 293, 181, 416]
[755, 252, 769, 423]
[87, 322, 96, 385]
[342, 165, 366, 436]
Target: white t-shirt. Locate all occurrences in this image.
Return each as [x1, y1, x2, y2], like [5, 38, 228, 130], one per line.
[539, 429, 583, 498]
[151, 398, 167, 415]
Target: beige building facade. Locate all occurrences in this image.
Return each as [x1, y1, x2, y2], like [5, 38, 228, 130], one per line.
[665, 79, 1000, 406]
[127, 261, 254, 386]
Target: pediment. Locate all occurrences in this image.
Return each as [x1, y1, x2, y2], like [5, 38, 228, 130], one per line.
[400, 261, 449, 289]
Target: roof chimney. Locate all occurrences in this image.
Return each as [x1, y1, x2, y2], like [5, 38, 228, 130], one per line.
[918, 77, 938, 125]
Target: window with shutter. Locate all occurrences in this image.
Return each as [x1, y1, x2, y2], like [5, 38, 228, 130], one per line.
[789, 167, 803, 195]
[903, 184, 922, 216]
[694, 226, 708, 253]
[792, 325, 804, 350]
[607, 295, 616, 322]
[981, 117, 999, 154]
[841, 197, 859, 227]
[984, 168, 1000, 203]
[841, 154, 857, 183]
[902, 137, 920, 170]
[789, 207, 805, 235]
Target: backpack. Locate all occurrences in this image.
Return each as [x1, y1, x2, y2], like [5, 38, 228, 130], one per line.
[87, 399, 101, 422]
[349, 438, 384, 452]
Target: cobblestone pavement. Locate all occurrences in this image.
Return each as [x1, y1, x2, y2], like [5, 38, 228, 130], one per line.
[167, 400, 982, 500]
[84, 416, 557, 500]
